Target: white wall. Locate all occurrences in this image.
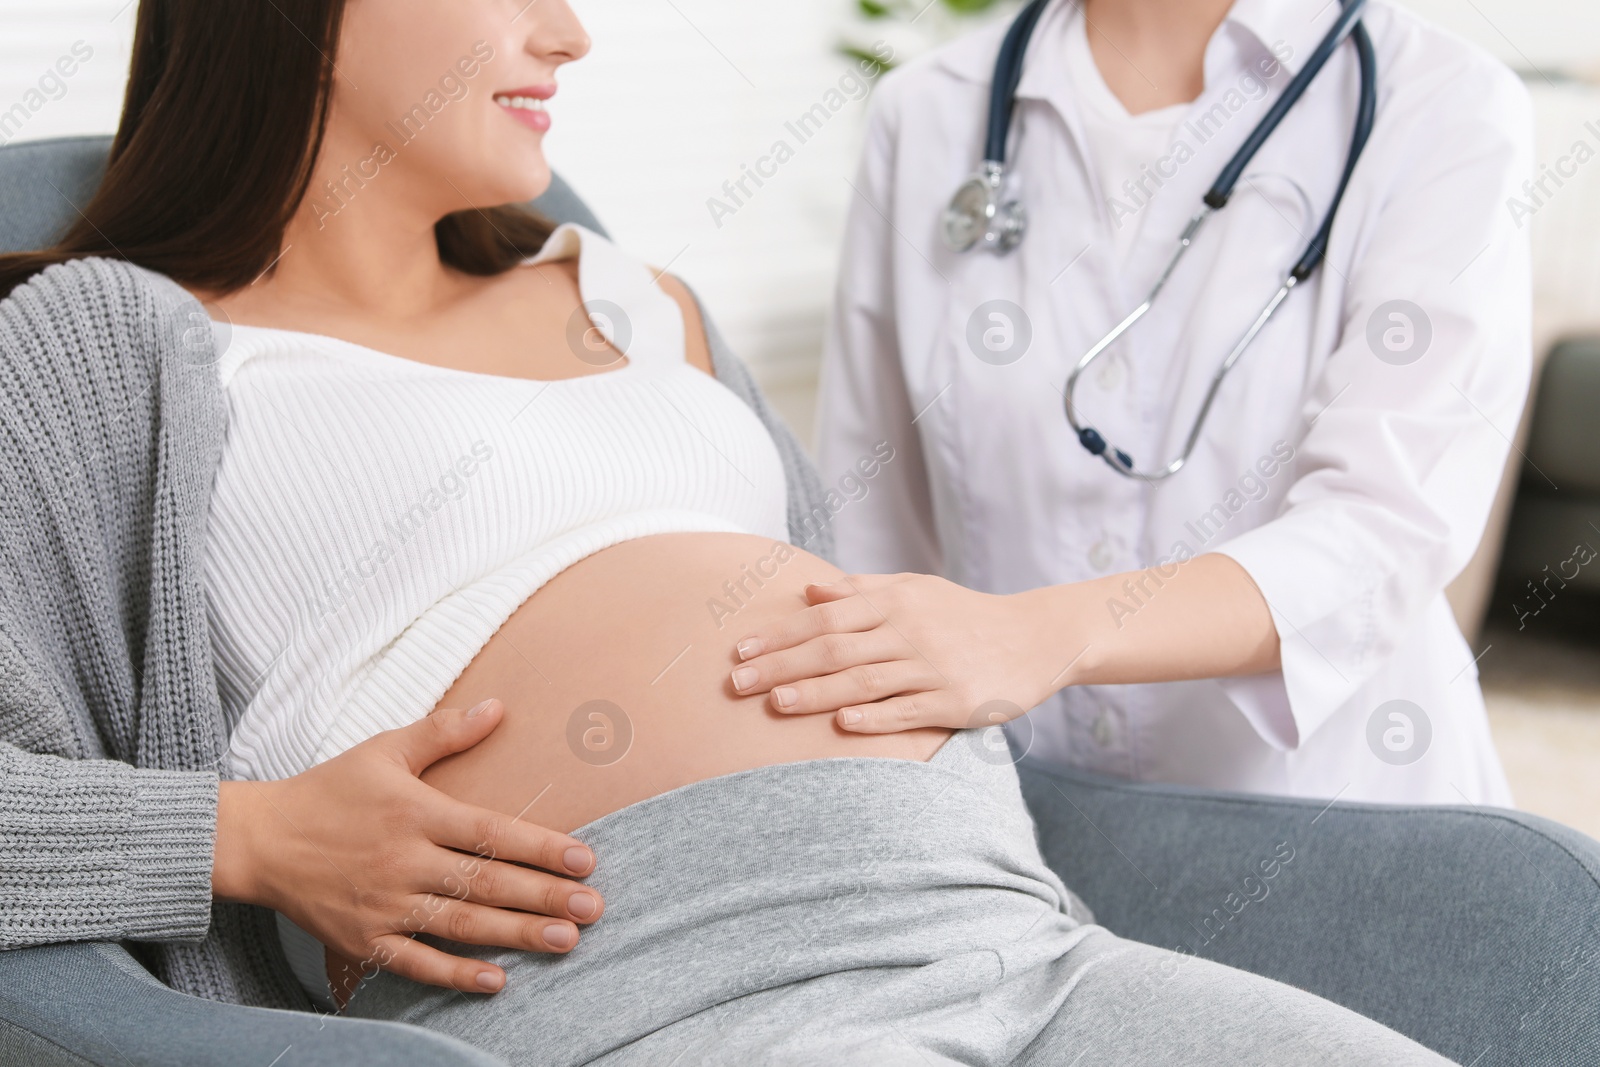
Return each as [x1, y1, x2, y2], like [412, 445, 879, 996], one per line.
[0, 2, 135, 144]
[6, 0, 1600, 423]
[542, 0, 890, 389]
[1402, 0, 1600, 75]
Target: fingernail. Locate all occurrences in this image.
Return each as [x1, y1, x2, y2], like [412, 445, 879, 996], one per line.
[809, 581, 835, 590]
[544, 924, 576, 949]
[731, 666, 758, 691]
[476, 970, 503, 991]
[568, 892, 598, 920]
[563, 846, 593, 874]
[467, 699, 494, 718]
[840, 708, 863, 726]
[736, 638, 762, 660]
[773, 686, 797, 709]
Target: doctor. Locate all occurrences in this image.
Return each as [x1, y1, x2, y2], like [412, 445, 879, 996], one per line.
[731, 0, 1532, 804]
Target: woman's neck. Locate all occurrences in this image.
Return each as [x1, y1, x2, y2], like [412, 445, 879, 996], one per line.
[1081, 0, 1235, 114]
[207, 131, 471, 324]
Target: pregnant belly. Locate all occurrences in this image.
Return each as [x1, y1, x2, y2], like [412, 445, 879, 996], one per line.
[421, 532, 952, 832]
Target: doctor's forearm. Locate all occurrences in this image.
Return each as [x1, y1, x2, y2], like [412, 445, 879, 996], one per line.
[1030, 553, 1280, 690]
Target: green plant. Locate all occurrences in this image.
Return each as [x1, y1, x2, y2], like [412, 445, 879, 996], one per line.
[858, 0, 1004, 17]
[841, 0, 1011, 73]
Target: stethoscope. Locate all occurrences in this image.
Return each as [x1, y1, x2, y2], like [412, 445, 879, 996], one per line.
[942, 0, 1377, 482]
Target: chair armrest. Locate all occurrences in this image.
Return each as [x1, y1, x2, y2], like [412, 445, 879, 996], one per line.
[1018, 757, 1600, 1067]
[0, 941, 505, 1067]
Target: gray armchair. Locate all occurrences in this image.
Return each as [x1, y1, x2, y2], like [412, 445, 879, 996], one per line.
[1498, 335, 1600, 598]
[2, 137, 1597, 1067]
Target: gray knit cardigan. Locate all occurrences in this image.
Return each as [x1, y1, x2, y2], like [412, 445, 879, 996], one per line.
[0, 257, 833, 1010]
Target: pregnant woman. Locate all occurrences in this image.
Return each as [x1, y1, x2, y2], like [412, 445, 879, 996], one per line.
[0, 0, 1448, 1064]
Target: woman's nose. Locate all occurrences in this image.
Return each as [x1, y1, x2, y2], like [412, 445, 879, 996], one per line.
[523, 0, 592, 65]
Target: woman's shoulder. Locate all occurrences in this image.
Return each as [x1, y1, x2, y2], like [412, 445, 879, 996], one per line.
[0, 255, 221, 409]
[4, 254, 188, 307]
[650, 272, 714, 376]
[532, 222, 714, 375]
[2, 255, 208, 351]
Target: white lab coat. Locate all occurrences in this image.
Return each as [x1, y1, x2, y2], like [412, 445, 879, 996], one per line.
[817, 0, 1532, 804]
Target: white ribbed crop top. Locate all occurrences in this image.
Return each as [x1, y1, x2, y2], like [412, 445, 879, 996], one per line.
[208, 224, 789, 783]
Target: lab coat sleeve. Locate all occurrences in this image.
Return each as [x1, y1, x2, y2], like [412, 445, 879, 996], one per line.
[814, 72, 944, 576]
[1209, 58, 1534, 750]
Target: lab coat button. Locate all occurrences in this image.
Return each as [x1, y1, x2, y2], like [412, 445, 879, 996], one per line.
[1091, 709, 1116, 747]
[1087, 538, 1117, 572]
[1095, 353, 1124, 390]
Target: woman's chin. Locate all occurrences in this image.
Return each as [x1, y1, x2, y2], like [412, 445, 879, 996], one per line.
[432, 156, 552, 213]
[518, 163, 555, 204]
[487, 152, 554, 205]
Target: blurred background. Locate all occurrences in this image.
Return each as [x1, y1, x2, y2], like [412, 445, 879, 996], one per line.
[3, 0, 1596, 833]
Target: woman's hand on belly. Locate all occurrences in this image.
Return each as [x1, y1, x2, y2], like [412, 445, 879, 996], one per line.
[213, 700, 605, 999]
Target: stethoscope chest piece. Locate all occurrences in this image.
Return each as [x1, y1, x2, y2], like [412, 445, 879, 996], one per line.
[943, 162, 1027, 254]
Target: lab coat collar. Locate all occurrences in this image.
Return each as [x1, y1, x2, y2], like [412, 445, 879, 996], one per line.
[1224, 0, 1346, 78]
[931, 6, 1023, 87]
[927, 0, 1086, 161]
[931, 0, 1342, 90]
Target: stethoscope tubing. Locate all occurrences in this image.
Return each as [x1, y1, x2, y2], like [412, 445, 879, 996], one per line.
[953, 0, 1382, 479]
[983, 0, 1051, 166]
[1205, 0, 1371, 212]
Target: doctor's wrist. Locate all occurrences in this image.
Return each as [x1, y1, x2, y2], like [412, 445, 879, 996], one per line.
[1014, 585, 1105, 697]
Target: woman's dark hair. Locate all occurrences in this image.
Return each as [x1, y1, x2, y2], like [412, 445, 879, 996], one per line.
[0, 0, 551, 300]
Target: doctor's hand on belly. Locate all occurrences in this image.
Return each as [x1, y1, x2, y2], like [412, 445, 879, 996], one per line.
[212, 702, 603, 999]
[729, 553, 1281, 732]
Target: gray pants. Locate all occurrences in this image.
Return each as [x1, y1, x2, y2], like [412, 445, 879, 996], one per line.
[343, 731, 1451, 1066]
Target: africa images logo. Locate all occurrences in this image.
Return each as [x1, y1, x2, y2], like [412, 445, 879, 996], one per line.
[1366, 699, 1431, 766]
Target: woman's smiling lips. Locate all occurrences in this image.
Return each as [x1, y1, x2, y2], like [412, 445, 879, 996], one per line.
[494, 85, 555, 132]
